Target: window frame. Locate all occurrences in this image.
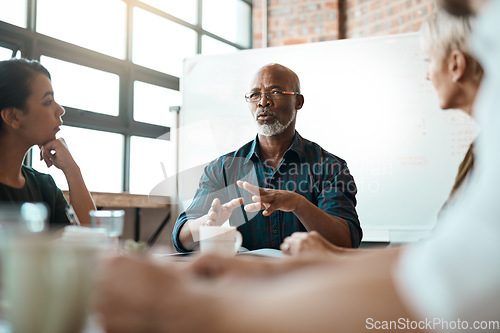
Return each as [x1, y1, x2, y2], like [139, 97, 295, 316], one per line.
[0, 0, 252, 193]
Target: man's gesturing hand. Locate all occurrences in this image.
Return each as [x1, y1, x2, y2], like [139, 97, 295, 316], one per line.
[237, 180, 303, 216]
[206, 197, 244, 226]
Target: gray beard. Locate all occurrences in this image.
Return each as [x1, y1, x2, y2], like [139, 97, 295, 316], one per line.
[256, 110, 296, 136]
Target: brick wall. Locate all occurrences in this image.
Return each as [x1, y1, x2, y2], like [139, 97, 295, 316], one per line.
[346, 0, 435, 38]
[252, 0, 435, 48]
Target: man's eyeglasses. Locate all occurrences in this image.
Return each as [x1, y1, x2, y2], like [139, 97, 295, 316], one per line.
[244, 90, 300, 103]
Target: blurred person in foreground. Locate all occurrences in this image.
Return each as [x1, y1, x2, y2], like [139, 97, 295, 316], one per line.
[96, 1, 500, 332]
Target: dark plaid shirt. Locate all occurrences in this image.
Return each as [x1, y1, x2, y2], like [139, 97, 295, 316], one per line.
[172, 132, 361, 252]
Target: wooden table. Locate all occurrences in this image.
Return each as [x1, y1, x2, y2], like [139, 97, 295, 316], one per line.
[63, 191, 170, 243]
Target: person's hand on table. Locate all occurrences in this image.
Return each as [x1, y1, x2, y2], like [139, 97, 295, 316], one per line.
[237, 180, 302, 216]
[95, 255, 219, 333]
[206, 197, 244, 226]
[280, 231, 346, 258]
[186, 253, 278, 280]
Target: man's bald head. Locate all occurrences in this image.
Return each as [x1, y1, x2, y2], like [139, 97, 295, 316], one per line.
[252, 63, 301, 93]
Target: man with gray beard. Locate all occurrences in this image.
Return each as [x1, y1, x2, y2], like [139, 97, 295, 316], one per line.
[96, 2, 500, 332]
[172, 63, 361, 252]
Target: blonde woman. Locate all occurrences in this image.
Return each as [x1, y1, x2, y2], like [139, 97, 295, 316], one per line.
[281, 8, 484, 257]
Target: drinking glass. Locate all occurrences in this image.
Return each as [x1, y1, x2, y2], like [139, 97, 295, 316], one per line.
[3, 235, 98, 333]
[0, 203, 48, 245]
[89, 210, 124, 250]
[0, 203, 48, 331]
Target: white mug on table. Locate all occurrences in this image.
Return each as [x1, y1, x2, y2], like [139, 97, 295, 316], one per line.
[199, 225, 242, 256]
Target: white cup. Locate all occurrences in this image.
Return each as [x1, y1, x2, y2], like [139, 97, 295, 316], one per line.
[199, 225, 243, 256]
[61, 226, 109, 247]
[2, 235, 98, 333]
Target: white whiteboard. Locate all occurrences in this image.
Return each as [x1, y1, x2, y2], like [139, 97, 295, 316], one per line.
[178, 33, 478, 242]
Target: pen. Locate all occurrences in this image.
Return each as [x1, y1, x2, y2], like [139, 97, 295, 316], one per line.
[65, 204, 81, 226]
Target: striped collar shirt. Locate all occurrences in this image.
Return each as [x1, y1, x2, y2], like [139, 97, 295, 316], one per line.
[172, 131, 361, 252]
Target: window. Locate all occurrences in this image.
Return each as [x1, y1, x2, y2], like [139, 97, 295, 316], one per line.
[32, 126, 124, 193]
[0, 0, 251, 194]
[0, 46, 14, 60]
[134, 81, 179, 127]
[133, 7, 197, 77]
[129, 136, 175, 195]
[0, 0, 27, 28]
[37, 0, 127, 59]
[203, 0, 251, 48]
[41, 56, 120, 116]
[139, 0, 197, 24]
[201, 35, 239, 55]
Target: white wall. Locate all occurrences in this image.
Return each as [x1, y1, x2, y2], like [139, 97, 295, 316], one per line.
[178, 33, 478, 242]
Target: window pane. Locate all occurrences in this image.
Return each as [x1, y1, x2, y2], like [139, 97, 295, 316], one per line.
[133, 7, 197, 77]
[40, 56, 119, 116]
[37, 0, 126, 59]
[201, 36, 239, 56]
[134, 81, 179, 127]
[0, 0, 27, 28]
[202, 0, 251, 48]
[0, 46, 13, 60]
[32, 126, 124, 193]
[129, 136, 174, 195]
[139, 0, 197, 24]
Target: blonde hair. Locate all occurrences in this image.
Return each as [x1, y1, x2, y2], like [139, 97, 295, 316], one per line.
[420, 9, 483, 83]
